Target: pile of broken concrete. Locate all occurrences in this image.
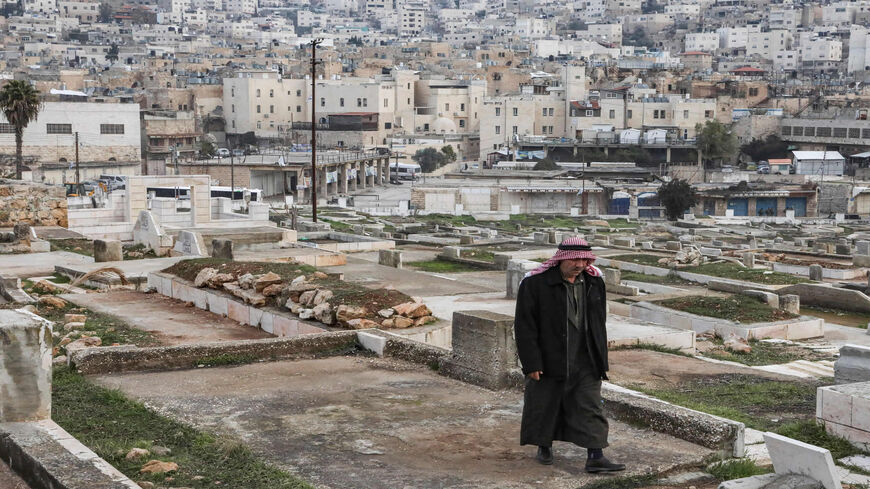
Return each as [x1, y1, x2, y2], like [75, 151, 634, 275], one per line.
[657, 246, 703, 268]
[192, 267, 436, 330]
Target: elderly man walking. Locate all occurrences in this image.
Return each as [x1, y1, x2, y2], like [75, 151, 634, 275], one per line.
[514, 236, 624, 473]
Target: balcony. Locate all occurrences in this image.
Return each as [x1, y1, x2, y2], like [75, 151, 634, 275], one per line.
[291, 121, 379, 131]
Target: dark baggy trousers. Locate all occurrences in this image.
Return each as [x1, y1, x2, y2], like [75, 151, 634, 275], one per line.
[519, 369, 609, 449]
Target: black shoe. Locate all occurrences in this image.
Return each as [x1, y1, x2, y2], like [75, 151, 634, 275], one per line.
[536, 446, 553, 465]
[585, 456, 625, 473]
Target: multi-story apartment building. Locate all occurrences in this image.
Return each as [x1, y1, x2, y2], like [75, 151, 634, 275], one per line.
[685, 32, 719, 52]
[798, 34, 842, 68]
[718, 26, 749, 49]
[848, 25, 870, 73]
[583, 23, 622, 43]
[574, 0, 606, 21]
[606, 0, 641, 16]
[773, 49, 799, 70]
[58, 0, 100, 22]
[224, 70, 309, 138]
[24, 0, 55, 15]
[769, 8, 799, 30]
[0, 100, 141, 165]
[224, 0, 255, 15]
[746, 29, 792, 60]
[400, 1, 427, 37]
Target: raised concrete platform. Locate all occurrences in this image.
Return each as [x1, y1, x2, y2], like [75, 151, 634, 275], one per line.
[166, 226, 294, 253]
[0, 251, 94, 278]
[0, 420, 140, 489]
[234, 246, 347, 267]
[89, 356, 713, 489]
[54, 256, 193, 288]
[817, 381, 870, 451]
[607, 318, 696, 352]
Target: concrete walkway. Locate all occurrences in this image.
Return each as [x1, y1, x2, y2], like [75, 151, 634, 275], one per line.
[331, 256, 498, 297]
[91, 356, 712, 489]
[62, 291, 272, 345]
[0, 251, 94, 278]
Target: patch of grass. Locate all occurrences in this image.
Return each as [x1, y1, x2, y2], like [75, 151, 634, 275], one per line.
[50, 238, 94, 257]
[321, 218, 352, 233]
[37, 302, 159, 347]
[707, 458, 771, 480]
[684, 262, 809, 285]
[620, 271, 693, 286]
[163, 258, 317, 284]
[802, 305, 870, 329]
[628, 374, 820, 431]
[460, 248, 496, 262]
[52, 366, 314, 489]
[416, 213, 479, 228]
[705, 338, 833, 366]
[48, 273, 71, 284]
[580, 474, 656, 489]
[606, 218, 639, 229]
[655, 295, 798, 323]
[776, 421, 869, 459]
[196, 354, 258, 367]
[406, 259, 489, 273]
[612, 342, 693, 357]
[610, 254, 666, 266]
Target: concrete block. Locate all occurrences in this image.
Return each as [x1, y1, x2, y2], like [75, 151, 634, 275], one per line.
[700, 246, 723, 257]
[743, 252, 756, 268]
[819, 387, 853, 425]
[93, 239, 122, 262]
[211, 238, 233, 259]
[780, 294, 800, 315]
[641, 241, 653, 250]
[378, 249, 402, 269]
[855, 255, 870, 267]
[207, 293, 228, 317]
[357, 331, 386, 356]
[743, 290, 779, 309]
[227, 300, 249, 325]
[30, 239, 50, 253]
[532, 232, 549, 244]
[604, 268, 621, 286]
[173, 230, 206, 256]
[441, 310, 516, 390]
[612, 237, 635, 247]
[835, 345, 870, 384]
[441, 246, 461, 259]
[666, 241, 682, 251]
[837, 244, 852, 255]
[763, 432, 840, 489]
[506, 260, 538, 300]
[858, 241, 870, 256]
[260, 311, 274, 334]
[272, 315, 298, 337]
[809, 265, 824, 282]
[459, 235, 475, 245]
[249, 307, 263, 327]
[0, 310, 52, 422]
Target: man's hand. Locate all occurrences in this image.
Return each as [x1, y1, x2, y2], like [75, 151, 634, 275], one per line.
[527, 371, 542, 381]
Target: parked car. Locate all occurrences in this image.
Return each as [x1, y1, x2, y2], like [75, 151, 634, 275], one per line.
[232, 149, 245, 157]
[98, 174, 126, 191]
[721, 165, 734, 173]
[757, 166, 770, 174]
[216, 148, 230, 157]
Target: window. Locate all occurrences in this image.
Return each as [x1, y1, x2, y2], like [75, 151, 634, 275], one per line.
[781, 126, 792, 136]
[804, 127, 815, 137]
[460, 103, 465, 111]
[793, 127, 803, 136]
[385, 122, 392, 129]
[256, 105, 261, 113]
[495, 107, 501, 116]
[100, 124, 124, 134]
[512, 107, 518, 116]
[270, 105, 274, 114]
[749, 87, 759, 97]
[231, 87, 235, 97]
[407, 98, 411, 104]
[357, 98, 362, 107]
[459, 120, 465, 128]
[232, 120, 235, 128]
[269, 89, 274, 97]
[548, 108, 554, 116]
[704, 110, 713, 118]
[495, 125, 501, 134]
[296, 105, 302, 112]
[586, 110, 593, 116]
[817, 127, 832, 137]
[445, 103, 450, 111]
[296, 90, 302, 96]
[231, 104, 235, 113]
[0, 123, 13, 133]
[363, 98, 368, 107]
[850, 128, 860, 138]
[46, 123, 72, 134]
[256, 89, 261, 97]
[512, 126, 518, 134]
[833, 127, 847, 138]
[609, 110, 616, 119]
[384, 99, 388, 108]
[683, 110, 689, 118]
[863, 129, 870, 138]
[257, 121, 261, 129]
[340, 97, 345, 107]
[627, 110, 633, 119]
[321, 98, 325, 107]
[542, 108, 547, 117]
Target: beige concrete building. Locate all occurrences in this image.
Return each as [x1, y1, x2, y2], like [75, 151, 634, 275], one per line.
[0, 101, 141, 166]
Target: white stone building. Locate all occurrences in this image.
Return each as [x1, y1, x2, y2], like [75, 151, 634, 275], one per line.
[685, 32, 719, 52]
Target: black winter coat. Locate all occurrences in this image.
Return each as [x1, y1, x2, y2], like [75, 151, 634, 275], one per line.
[514, 266, 609, 380]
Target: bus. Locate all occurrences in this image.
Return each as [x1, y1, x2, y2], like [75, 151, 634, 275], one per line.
[390, 162, 421, 181]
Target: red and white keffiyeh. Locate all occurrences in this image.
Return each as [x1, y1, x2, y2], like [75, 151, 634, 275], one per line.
[525, 236, 602, 278]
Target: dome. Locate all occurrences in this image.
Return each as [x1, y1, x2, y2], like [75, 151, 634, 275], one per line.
[432, 116, 457, 134]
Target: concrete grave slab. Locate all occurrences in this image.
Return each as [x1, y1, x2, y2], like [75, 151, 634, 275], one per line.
[172, 230, 207, 256]
[762, 432, 840, 489]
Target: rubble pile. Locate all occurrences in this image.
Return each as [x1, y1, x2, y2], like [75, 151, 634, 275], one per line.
[657, 246, 704, 268]
[191, 267, 436, 330]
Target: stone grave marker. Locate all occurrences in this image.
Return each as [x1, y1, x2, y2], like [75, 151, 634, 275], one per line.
[93, 239, 122, 262]
[173, 230, 206, 256]
[762, 432, 840, 489]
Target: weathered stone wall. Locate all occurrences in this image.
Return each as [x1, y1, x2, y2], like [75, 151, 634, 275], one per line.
[0, 180, 68, 227]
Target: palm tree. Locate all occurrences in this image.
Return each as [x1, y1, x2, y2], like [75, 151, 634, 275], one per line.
[0, 80, 41, 180]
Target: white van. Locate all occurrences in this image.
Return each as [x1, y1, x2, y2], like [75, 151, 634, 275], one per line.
[216, 148, 230, 157]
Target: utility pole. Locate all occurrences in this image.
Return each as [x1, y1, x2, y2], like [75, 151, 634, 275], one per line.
[230, 141, 235, 201]
[310, 38, 323, 222]
[74, 131, 80, 195]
